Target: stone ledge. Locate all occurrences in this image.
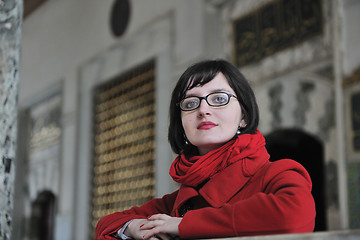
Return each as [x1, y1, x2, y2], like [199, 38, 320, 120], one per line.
[207, 230, 360, 240]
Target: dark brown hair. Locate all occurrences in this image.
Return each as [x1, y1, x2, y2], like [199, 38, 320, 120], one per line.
[168, 59, 259, 155]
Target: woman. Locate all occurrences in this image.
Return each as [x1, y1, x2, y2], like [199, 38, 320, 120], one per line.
[95, 59, 316, 240]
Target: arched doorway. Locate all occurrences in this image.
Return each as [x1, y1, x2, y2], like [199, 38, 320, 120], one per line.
[265, 129, 326, 231]
[30, 191, 56, 240]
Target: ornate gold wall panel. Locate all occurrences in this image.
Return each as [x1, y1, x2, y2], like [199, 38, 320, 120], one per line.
[344, 66, 360, 87]
[233, 0, 323, 67]
[91, 61, 156, 232]
[344, 66, 360, 153]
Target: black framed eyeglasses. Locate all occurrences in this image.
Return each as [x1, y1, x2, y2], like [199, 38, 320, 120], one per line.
[178, 92, 237, 111]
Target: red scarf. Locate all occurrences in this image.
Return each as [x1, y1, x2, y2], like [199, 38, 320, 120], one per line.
[169, 130, 270, 187]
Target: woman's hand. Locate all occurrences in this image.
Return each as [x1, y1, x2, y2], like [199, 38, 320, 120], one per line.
[141, 214, 182, 240]
[124, 219, 150, 240]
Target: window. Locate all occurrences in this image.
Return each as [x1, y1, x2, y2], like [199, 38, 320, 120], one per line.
[91, 61, 156, 236]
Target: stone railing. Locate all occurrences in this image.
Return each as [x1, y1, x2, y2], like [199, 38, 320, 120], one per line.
[207, 229, 360, 240]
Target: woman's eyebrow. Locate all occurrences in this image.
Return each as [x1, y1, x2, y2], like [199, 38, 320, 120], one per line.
[212, 88, 232, 93]
[185, 88, 232, 97]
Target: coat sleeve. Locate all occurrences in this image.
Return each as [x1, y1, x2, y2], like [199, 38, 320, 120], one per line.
[95, 190, 178, 240]
[178, 161, 316, 239]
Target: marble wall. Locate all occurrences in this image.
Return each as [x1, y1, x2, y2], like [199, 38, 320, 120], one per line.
[0, 0, 22, 239]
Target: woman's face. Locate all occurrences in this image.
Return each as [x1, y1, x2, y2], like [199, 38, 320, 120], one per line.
[181, 73, 245, 155]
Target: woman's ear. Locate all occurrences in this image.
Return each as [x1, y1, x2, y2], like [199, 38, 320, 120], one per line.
[240, 119, 247, 128]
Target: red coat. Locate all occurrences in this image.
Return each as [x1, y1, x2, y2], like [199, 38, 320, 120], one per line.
[96, 159, 315, 239]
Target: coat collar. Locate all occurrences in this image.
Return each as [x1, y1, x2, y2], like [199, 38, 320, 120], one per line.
[173, 159, 262, 212]
[199, 160, 252, 207]
[198, 145, 269, 207]
[172, 184, 198, 216]
[173, 153, 269, 212]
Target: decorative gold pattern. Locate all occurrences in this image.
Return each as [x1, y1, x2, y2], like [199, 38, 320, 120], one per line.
[233, 0, 323, 67]
[91, 61, 156, 233]
[343, 66, 360, 87]
[351, 92, 360, 152]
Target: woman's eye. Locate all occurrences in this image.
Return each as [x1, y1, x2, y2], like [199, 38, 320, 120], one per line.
[212, 96, 227, 104]
[185, 100, 198, 109]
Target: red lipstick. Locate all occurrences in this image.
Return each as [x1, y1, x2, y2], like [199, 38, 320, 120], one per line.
[197, 121, 217, 130]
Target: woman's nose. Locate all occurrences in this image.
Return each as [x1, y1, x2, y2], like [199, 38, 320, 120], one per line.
[198, 99, 211, 116]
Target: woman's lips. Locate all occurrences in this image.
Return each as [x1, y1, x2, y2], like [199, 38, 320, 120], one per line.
[197, 121, 218, 130]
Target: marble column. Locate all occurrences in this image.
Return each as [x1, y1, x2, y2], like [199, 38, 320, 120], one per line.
[0, 0, 22, 239]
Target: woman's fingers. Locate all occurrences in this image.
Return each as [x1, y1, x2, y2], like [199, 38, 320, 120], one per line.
[142, 227, 163, 240]
[126, 219, 150, 239]
[140, 220, 164, 230]
[154, 233, 171, 240]
[141, 214, 181, 240]
[148, 214, 171, 221]
[141, 214, 171, 230]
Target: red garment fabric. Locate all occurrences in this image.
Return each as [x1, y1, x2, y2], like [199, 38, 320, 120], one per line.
[169, 130, 269, 186]
[95, 131, 315, 239]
